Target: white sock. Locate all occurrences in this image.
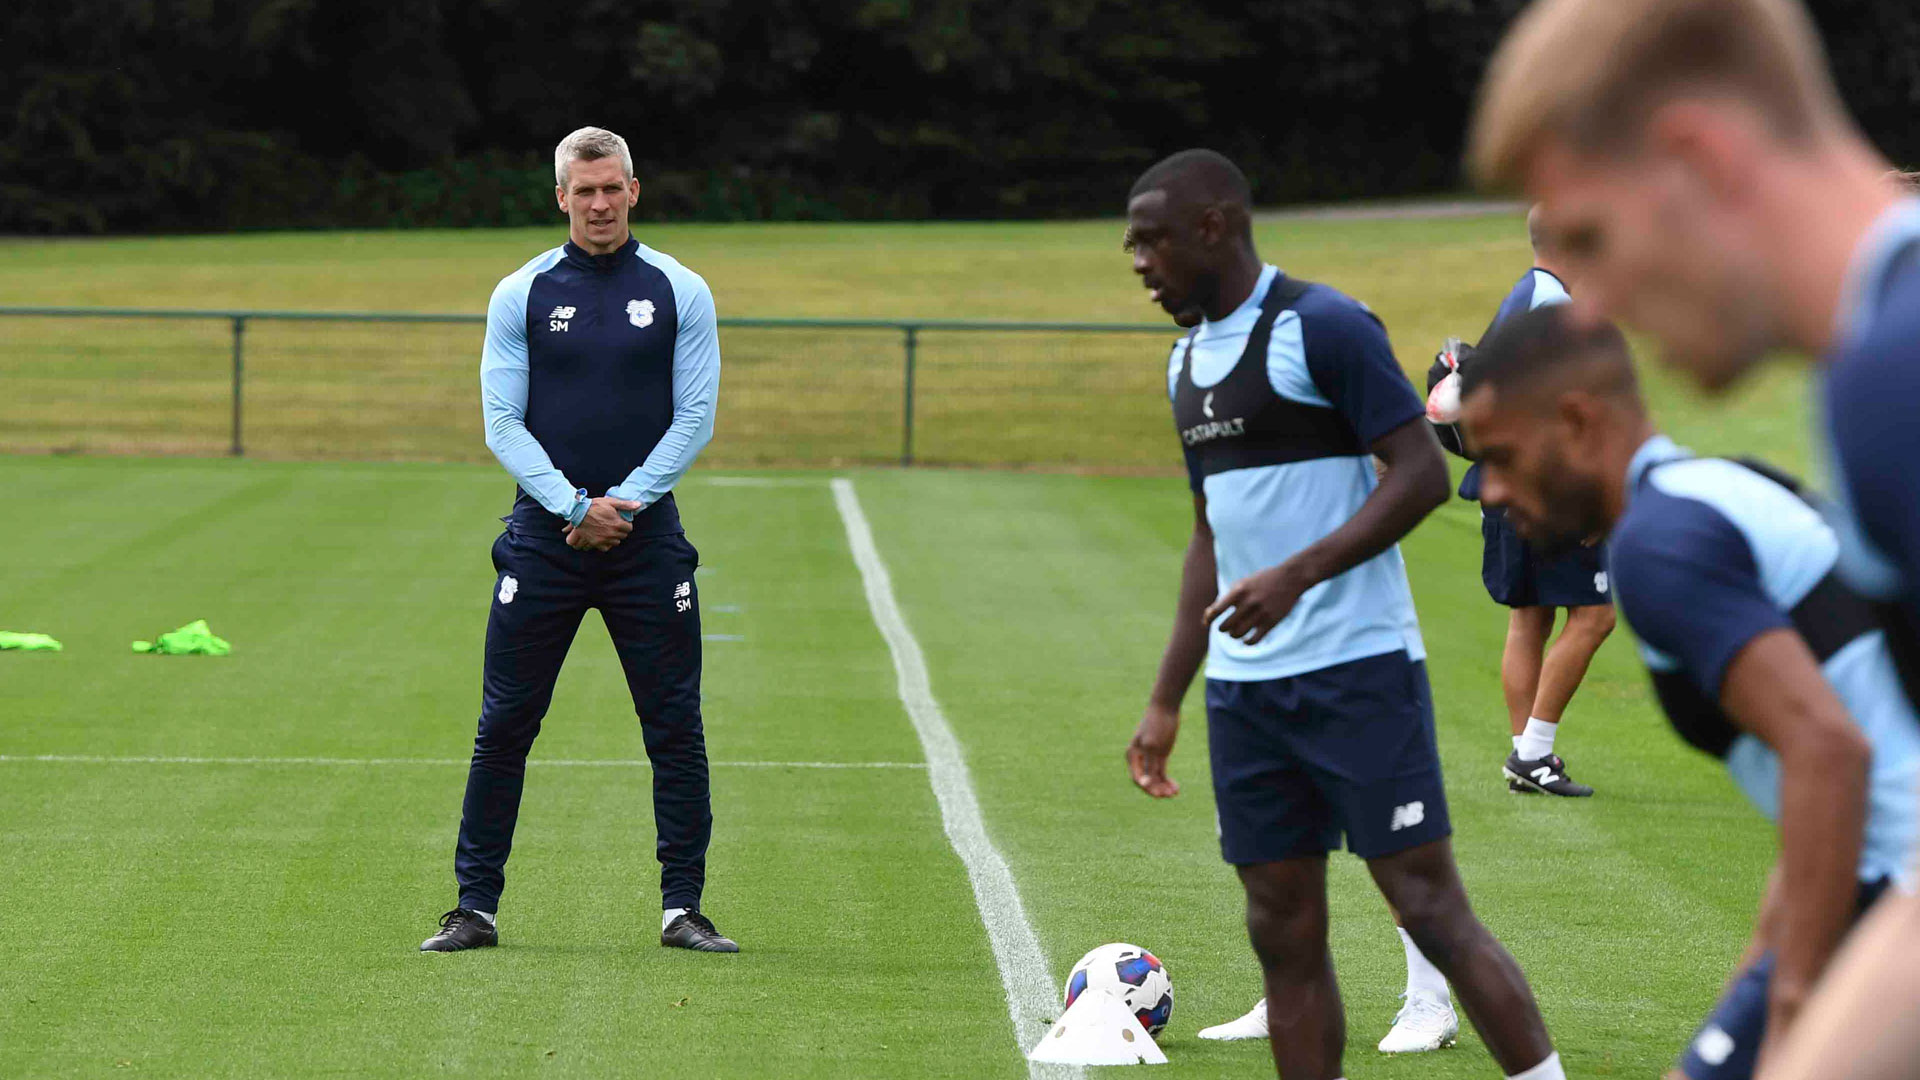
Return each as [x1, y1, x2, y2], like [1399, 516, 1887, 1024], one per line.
[1515, 717, 1558, 761]
[1512, 734, 1524, 753]
[1398, 927, 1449, 1001]
[663, 906, 689, 931]
[473, 910, 496, 925]
[1507, 1051, 1565, 1080]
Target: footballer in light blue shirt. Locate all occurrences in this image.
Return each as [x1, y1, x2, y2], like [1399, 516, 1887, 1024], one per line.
[1472, 6, 1920, 1072]
[1122, 149, 1565, 1080]
[1428, 207, 1613, 798]
[1461, 305, 1915, 1080]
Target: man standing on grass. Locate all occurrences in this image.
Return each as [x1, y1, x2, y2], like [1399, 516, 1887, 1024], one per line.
[1123, 148, 1564, 1080]
[1470, 2, 1920, 1072]
[1460, 305, 1917, 1078]
[1430, 207, 1613, 798]
[420, 126, 734, 954]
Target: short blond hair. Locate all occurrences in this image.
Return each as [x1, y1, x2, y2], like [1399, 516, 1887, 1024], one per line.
[554, 127, 633, 188]
[1470, 0, 1848, 189]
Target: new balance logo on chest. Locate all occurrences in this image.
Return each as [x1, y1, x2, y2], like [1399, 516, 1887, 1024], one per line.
[548, 305, 575, 332]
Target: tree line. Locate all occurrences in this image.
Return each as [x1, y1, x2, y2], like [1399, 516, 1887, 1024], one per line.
[5, 0, 1919, 233]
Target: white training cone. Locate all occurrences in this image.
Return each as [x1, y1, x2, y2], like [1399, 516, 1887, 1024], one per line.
[1027, 988, 1169, 1066]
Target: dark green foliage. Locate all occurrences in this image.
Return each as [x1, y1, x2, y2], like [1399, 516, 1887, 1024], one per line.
[3, 0, 1917, 231]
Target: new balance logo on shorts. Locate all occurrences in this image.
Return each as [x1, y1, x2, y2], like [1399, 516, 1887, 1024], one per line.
[1389, 801, 1425, 832]
[1692, 1024, 1735, 1067]
[497, 575, 518, 604]
[673, 580, 692, 613]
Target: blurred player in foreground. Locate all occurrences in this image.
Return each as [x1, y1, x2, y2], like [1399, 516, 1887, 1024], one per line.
[1123, 148, 1563, 1079]
[1461, 304, 1920, 1078]
[1429, 208, 1613, 798]
[1470, 1, 1920, 1073]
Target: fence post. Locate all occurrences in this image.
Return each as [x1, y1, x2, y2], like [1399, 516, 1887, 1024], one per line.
[229, 315, 246, 457]
[900, 324, 918, 466]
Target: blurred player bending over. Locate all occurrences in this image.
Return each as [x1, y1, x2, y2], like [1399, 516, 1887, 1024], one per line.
[1429, 207, 1613, 798]
[1122, 148, 1563, 1080]
[1462, 305, 1920, 1079]
[1470, 1, 1920, 1073]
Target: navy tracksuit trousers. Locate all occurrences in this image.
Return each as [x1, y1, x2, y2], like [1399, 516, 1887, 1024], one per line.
[454, 522, 709, 913]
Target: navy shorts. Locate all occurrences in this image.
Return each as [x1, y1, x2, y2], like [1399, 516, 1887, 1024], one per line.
[1481, 506, 1611, 608]
[1678, 879, 1889, 1080]
[1206, 651, 1452, 864]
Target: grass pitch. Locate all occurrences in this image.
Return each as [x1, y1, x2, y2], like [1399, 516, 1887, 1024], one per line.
[2, 455, 1771, 1078]
[1, 213, 1808, 1075]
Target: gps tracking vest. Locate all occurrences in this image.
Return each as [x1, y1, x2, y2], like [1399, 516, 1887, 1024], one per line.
[1171, 275, 1366, 482]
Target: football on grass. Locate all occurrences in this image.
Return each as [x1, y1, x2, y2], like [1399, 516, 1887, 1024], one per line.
[1064, 942, 1173, 1038]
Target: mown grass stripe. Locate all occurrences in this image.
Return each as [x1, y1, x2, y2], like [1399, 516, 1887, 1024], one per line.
[831, 476, 1073, 1080]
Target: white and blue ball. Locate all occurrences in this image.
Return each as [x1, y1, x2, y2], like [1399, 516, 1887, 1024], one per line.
[1064, 942, 1173, 1038]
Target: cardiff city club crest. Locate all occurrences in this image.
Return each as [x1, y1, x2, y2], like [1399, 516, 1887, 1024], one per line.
[627, 299, 655, 328]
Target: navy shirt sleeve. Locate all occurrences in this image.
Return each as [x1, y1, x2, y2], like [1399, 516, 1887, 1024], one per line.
[1612, 493, 1792, 698]
[1300, 296, 1424, 447]
[1827, 308, 1920, 608]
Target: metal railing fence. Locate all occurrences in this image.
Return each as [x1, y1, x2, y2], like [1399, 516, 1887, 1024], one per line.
[0, 306, 1184, 471]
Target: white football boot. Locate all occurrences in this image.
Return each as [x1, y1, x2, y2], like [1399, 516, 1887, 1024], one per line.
[1197, 998, 1269, 1041]
[1377, 992, 1459, 1053]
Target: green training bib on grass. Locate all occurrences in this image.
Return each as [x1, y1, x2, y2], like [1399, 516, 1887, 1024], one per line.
[132, 619, 232, 656]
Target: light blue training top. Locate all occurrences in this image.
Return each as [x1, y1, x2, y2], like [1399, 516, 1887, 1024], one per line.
[1167, 265, 1428, 682]
[1614, 435, 1920, 885]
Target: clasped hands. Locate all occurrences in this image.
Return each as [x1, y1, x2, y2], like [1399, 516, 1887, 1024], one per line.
[562, 497, 644, 550]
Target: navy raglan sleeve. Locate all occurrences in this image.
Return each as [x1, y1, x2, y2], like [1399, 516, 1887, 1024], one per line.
[1827, 319, 1920, 605]
[1611, 495, 1792, 698]
[1301, 300, 1425, 447]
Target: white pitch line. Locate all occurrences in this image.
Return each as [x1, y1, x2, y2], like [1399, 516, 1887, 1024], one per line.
[0, 754, 924, 770]
[830, 477, 1071, 1080]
